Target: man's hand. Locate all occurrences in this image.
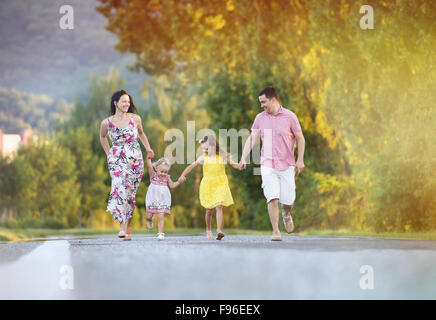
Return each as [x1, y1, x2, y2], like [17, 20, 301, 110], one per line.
[238, 159, 247, 170]
[295, 160, 305, 176]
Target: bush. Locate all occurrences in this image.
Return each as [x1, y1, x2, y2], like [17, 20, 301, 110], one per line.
[0, 218, 19, 229]
[2, 217, 68, 229]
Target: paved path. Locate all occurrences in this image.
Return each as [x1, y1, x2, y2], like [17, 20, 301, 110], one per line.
[1, 234, 436, 299]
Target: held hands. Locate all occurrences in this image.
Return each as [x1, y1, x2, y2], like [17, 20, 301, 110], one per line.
[147, 149, 155, 159]
[230, 162, 240, 170]
[238, 159, 246, 171]
[177, 176, 186, 184]
[238, 158, 304, 175]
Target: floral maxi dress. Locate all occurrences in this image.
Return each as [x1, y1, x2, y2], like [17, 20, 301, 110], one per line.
[106, 117, 144, 224]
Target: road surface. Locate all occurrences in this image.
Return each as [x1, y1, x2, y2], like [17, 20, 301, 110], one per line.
[1, 233, 436, 299]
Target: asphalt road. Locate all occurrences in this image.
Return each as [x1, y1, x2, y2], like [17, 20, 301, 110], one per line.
[1, 233, 436, 299]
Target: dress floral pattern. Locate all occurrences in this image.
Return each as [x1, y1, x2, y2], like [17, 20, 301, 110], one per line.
[106, 117, 144, 224]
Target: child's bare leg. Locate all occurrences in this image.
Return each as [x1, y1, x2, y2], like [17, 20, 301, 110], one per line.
[157, 213, 165, 234]
[205, 209, 214, 240]
[216, 205, 223, 233]
[145, 211, 153, 221]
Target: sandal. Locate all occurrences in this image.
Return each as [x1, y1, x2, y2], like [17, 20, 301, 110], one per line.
[206, 231, 214, 240]
[118, 231, 126, 238]
[123, 233, 131, 241]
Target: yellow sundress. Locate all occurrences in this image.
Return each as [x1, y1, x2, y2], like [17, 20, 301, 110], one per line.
[199, 153, 234, 209]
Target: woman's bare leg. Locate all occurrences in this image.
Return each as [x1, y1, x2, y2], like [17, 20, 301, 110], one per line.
[123, 218, 132, 240]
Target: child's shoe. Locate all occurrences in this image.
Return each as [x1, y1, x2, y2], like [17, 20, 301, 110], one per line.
[216, 231, 225, 240]
[157, 233, 165, 241]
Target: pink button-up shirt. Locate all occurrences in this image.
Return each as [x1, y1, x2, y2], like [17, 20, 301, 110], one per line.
[251, 106, 302, 171]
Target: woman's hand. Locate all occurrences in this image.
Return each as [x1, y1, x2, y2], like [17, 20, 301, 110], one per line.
[147, 149, 155, 159]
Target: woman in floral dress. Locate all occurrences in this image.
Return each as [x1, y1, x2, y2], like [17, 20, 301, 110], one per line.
[99, 90, 154, 240]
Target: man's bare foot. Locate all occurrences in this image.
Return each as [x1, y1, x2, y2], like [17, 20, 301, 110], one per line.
[283, 211, 294, 233]
[271, 231, 282, 241]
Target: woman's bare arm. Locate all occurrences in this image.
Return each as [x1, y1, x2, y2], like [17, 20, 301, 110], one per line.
[134, 114, 154, 158]
[99, 118, 110, 156]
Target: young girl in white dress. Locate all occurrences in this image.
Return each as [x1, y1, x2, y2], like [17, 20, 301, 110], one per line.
[145, 157, 183, 240]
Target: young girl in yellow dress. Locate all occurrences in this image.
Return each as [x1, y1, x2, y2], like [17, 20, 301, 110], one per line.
[179, 135, 239, 240]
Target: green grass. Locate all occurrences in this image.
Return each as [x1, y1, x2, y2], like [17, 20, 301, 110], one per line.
[2, 227, 436, 242]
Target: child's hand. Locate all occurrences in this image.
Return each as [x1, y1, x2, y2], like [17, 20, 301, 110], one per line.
[231, 163, 240, 169]
[178, 176, 186, 184]
[147, 149, 155, 159]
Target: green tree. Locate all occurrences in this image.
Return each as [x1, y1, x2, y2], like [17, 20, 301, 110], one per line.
[97, 0, 436, 232]
[16, 139, 80, 228]
[56, 127, 108, 227]
[0, 87, 72, 134]
[97, 0, 354, 231]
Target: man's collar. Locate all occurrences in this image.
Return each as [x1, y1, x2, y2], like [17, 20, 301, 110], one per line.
[270, 105, 283, 116]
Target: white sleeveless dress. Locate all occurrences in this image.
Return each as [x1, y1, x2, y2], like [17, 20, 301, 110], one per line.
[145, 173, 171, 214]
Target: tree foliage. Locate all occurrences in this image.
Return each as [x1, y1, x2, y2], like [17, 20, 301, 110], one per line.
[96, 0, 436, 231]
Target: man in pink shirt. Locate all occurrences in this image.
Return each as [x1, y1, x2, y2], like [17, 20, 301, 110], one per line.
[239, 87, 305, 241]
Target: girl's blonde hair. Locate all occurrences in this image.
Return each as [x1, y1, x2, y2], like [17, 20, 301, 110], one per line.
[152, 157, 171, 168]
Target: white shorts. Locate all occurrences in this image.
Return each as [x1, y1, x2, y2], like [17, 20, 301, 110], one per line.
[261, 166, 296, 205]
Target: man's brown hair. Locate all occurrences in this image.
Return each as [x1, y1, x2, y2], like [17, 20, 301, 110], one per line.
[258, 86, 279, 100]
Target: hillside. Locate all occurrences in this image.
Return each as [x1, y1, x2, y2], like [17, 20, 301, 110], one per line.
[0, 0, 146, 102]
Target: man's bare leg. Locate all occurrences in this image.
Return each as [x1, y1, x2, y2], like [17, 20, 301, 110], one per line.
[268, 199, 281, 240]
[282, 204, 295, 233]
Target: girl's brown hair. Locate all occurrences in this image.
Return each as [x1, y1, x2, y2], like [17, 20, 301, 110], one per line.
[200, 135, 227, 158]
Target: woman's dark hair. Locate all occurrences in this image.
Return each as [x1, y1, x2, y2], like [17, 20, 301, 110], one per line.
[110, 90, 137, 115]
[258, 86, 279, 100]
